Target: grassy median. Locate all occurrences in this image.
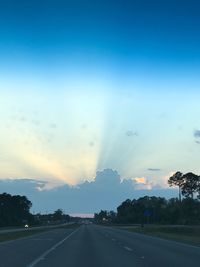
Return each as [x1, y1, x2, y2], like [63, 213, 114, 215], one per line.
[123, 225, 200, 247]
[0, 223, 79, 243]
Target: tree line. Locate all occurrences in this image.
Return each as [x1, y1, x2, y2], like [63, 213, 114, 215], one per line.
[168, 171, 200, 200]
[95, 171, 200, 225]
[0, 193, 71, 227]
[34, 209, 70, 225]
[0, 193, 33, 226]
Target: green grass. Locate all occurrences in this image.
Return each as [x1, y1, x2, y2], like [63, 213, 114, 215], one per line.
[0, 223, 79, 243]
[123, 225, 200, 247]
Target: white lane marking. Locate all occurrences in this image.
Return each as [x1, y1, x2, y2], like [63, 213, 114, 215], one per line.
[30, 241, 52, 243]
[124, 246, 133, 252]
[27, 228, 79, 267]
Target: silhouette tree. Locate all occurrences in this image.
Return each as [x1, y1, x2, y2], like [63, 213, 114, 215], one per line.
[0, 193, 33, 226]
[117, 199, 133, 223]
[95, 195, 200, 225]
[168, 171, 184, 201]
[167, 198, 181, 224]
[181, 172, 200, 199]
[53, 209, 63, 221]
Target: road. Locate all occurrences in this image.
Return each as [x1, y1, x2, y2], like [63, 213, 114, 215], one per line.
[0, 224, 199, 267]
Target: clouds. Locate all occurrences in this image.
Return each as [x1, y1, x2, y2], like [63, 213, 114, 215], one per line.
[126, 130, 138, 137]
[194, 129, 200, 144]
[148, 168, 162, 172]
[194, 130, 200, 138]
[0, 169, 177, 214]
[1, 73, 200, 188]
[132, 177, 154, 190]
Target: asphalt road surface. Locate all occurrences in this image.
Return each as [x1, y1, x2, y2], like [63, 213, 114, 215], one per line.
[0, 224, 199, 267]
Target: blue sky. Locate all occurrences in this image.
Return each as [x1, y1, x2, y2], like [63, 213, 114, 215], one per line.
[0, 1, 200, 212]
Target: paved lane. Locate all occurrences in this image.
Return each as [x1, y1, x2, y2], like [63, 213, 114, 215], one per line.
[96, 225, 200, 267]
[32, 225, 200, 267]
[0, 224, 200, 267]
[0, 227, 77, 267]
[32, 225, 143, 267]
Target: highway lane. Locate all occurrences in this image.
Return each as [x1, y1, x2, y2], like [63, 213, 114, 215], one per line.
[0, 227, 77, 267]
[0, 224, 200, 267]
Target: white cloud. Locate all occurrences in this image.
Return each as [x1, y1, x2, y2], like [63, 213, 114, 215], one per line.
[0, 169, 178, 213]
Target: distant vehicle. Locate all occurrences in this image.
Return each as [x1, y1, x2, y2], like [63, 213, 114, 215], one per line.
[24, 224, 29, 228]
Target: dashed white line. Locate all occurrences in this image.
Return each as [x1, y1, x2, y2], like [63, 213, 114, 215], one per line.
[30, 241, 53, 243]
[124, 246, 133, 252]
[27, 228, 79, 267]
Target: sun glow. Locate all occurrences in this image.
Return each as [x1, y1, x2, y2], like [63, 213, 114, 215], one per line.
[0, 75, 111, 185]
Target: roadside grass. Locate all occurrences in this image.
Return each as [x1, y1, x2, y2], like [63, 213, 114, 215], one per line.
[123, 225, 200, 247]
[0, 223, 79, 243]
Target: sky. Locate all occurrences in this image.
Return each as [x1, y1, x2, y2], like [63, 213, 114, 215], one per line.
[0, 0, 200, 213]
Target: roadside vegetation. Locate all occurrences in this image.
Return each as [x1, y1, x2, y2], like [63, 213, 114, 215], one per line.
[0, 193, 79, 242]
[95, 171, 200, 225]
[0, 193, 71, 227]
[125, 225, 200, 247]
[0, 223, 79, 243]
[95, 171, 200, 245]
[0, 193, 33, 226]
[0, 193, 80, 245]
